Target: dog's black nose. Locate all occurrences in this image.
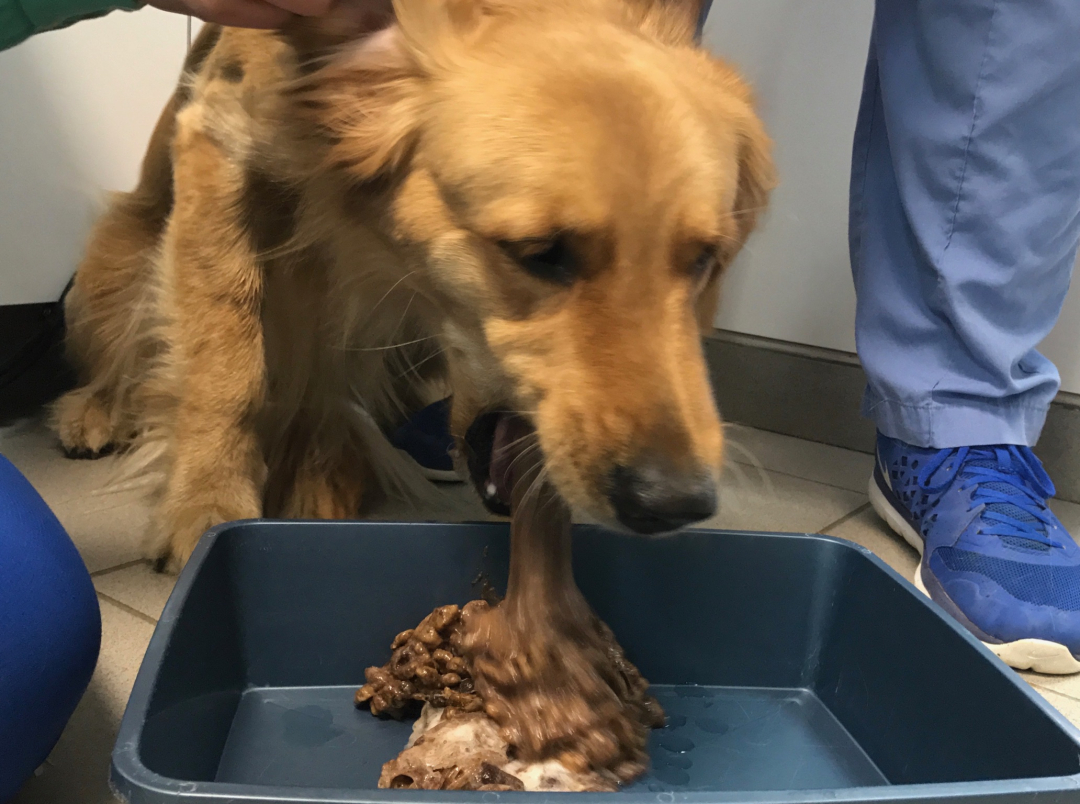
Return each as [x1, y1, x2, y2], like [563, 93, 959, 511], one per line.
[608, 460, 717, 534]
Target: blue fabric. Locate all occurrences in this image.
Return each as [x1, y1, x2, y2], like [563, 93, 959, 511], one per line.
[389, 399, 456, 473]
[850, 0, 1080, 449]
[0, 455, 100, 801]
[875, 434, 1080, 654]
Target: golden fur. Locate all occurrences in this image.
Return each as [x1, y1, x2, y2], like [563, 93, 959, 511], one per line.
[53, 0, 775, 570]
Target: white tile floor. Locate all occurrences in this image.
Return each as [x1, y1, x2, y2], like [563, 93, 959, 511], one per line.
[5, 418, 1080, 802]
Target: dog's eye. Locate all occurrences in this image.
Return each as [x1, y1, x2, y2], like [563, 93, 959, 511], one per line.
[499, 237, 576, 285]
[690, 245, 718, 281]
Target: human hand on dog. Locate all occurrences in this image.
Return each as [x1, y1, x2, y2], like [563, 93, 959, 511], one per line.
[147, 0, 378, 31]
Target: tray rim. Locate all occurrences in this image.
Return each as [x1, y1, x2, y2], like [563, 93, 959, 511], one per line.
[111, 519, 1080, 804]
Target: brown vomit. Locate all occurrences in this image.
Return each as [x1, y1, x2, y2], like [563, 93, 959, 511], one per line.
[354, 602, 487, 718]
[356, 420, 663, 790]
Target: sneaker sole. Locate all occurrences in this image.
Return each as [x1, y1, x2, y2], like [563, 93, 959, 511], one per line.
[419, 467, 465, 483]
[868, 477, 1080, 676]
[394, 449, 465, 484]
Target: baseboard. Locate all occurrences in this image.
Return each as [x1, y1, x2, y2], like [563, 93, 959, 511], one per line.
[705, 329, 1080, 504]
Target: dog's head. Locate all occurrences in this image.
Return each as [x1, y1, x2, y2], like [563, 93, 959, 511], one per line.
[291, 0, 774, 532]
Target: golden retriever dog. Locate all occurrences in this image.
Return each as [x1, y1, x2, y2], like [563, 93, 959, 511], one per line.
[52, 0, 774, 571]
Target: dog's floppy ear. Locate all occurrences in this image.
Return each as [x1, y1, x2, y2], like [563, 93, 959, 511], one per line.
[696, 76, 775, 328]
[704, 58, 775, 255]
[289, 0, 493, 181]
[290, 24, 423, 181]
[730, 104, 775, 250]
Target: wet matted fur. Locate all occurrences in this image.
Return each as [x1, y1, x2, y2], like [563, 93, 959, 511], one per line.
[52, 0, 775, 571]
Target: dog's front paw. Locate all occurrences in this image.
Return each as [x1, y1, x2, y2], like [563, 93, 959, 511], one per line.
[276, 463, 369, 519]
[150, 482, 261, 573]
[151, 518, 214, 574]
[52, 387, 122, 459]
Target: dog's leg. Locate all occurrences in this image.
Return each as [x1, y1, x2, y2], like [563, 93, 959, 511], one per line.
[55, 268, 139, 459]
[263, 423, 375, 520]
[276, 449, 374, 519]
[151, 105, 268, 572]
[53, 92, 180, 459]
[55, 238, 156, 459]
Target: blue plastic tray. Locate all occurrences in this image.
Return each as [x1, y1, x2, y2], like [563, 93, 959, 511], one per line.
[112, 521, 1080, 803]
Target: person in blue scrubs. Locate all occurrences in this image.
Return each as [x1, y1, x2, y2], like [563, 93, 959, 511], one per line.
[852, 1, 1080, 674]
[0, 456, 101, 800]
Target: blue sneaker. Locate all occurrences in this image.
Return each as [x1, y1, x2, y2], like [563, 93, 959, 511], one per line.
[870, 433, 1080, 674]
[389, 398, 463, 483]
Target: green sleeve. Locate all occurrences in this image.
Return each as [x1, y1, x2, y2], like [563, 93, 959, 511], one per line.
[1, 0, 141, 51]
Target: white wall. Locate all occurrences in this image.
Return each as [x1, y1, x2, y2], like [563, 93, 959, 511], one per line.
[704, 0, 1080, 394]
[1037, 290, 1080, 395]
[0, 8, 187, 305]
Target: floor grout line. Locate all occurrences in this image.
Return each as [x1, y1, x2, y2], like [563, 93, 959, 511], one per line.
[1029, 680, 1080, 705]
[816, 502, 873, 535]
[90, 558, 148, 578]
[97, 592, 158, 626]
[727, 458, 870, 495]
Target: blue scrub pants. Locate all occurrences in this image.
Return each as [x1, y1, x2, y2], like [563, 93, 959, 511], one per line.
[0, 455, 100, 801]
[851, 0, 1080, 449]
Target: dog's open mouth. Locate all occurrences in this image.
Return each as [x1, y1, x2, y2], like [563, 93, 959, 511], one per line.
[463, 412, 537, 517]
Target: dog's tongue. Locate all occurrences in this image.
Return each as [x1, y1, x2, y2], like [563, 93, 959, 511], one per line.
[490, 414, 536, 505]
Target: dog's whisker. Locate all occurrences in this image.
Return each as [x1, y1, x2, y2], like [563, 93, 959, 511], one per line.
[497, 430, 540, 454]
[724, 204, 771, 220]
[367, 269, 420, 319]
[498, 436, 537, 462]
[505, 443, 543, 475]
[722, 425, 773, 485]
[335, 334, 437, 352]
[393, 346, 447, 381]
[721, 457, 749, 493]
[721, 439, 776, 500]
[519, 460, 549, 510]
[392, 291, 419, 344]
[723, 431, 769, 481]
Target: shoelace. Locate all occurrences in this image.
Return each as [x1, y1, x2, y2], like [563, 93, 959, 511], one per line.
[917, 445, 1060, 547]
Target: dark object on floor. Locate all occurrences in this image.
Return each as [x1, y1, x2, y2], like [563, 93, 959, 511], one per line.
[0, 288, 76, 427]
[113, 520, 1080, 803]
[0, 455, 101, 801]
[389, 398, 462, 482]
